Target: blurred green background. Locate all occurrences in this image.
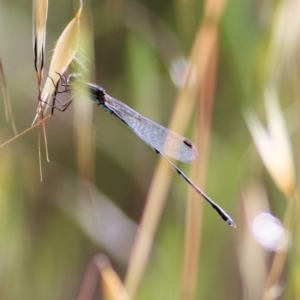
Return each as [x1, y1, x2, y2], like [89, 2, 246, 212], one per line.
[0, 0, 297, 299]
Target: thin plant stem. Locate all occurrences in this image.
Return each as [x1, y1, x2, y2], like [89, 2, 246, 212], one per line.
[291, 191, 300, 297]
[262, 193, 297, 300]
[0, 115, 52, 149]
[181, 30, 218, 300]
[0, 57, 18, 135]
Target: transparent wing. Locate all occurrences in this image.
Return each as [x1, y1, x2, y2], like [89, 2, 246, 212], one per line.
[104, 95, 198, 163]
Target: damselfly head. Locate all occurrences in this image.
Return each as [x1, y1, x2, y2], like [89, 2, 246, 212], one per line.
[86, 83, 106, 102]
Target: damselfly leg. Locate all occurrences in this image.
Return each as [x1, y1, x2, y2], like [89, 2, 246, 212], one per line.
[46, 73, 74, 114]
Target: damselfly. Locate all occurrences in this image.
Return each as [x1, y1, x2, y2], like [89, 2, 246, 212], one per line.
[50, 74, 235, 227]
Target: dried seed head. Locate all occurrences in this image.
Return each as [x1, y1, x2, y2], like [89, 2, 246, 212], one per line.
[33, 0, 48, 75]
[244, 88, 295, 197]
[269, 0, 300, 82]
[33, 0, 82, 123]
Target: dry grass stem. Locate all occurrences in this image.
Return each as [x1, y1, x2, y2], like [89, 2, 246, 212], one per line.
[0, 56, 17, 135]
[262, 197, 296, 300]
[0, 115, 52, 149]
[238, 183, 270, 300]
[95, 255, 130, 300]
[181, 29, 219, 300]
[77, 254, 130, 300]
[181, 0, 227, 298]
[74, 23, 96, 186]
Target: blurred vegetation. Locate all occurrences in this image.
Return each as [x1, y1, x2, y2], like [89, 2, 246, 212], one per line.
[0, 0, 299, 299]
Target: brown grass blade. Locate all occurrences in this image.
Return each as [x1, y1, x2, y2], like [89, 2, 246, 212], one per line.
[181, 1, 228, 299]
[181, 27, 219, 300]
[0, 54, 18, 135]
[77, 254, 130, 300]
[95, 255, 130, 300]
